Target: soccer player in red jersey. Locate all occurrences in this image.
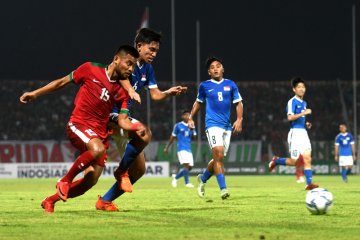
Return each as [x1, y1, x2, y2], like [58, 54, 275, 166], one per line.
[19, 45, 144, 213]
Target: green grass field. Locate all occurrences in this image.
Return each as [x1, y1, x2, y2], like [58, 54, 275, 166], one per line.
[0, 175, 359, 240]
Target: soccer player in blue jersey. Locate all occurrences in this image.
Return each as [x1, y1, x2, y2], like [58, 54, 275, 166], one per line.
[164, 110, 197, 188]
[334, 123, 356, 183]
[269, 77, 319, 190]
[95, 28, 187, 211]
[188, 57, 243, 200]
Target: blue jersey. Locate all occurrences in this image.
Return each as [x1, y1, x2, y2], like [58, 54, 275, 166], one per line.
[197, 79, 242, 130]
[172, 122, 196, 152]
[112, 62, 157, 113]
[286, 96, 307, 129]
[335, 132, 355, 156]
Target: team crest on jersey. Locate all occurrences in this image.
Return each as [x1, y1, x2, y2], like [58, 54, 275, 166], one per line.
[223, 86, 231, 91]
[141, 74, 146, 81]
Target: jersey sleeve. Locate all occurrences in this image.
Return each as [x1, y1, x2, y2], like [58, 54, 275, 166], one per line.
[172, 124, 178, 137]
[231, 81, 242, 103]
[335, 135, 340, 145]
[196, 83, 205, 102]
[69, 62, 90, 85]
[287, 99, 295, 115]
[349, 134, 355, 144]
[146, 65, 158, 89]
[115, 90, 130, 115]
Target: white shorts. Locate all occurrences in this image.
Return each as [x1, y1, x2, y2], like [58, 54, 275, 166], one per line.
[205, 127, 232, 156]
[177, 150, 194, 166]
[288, 128, 311, 159]
[110, 117, 139, 157]
[339, 156, 354, 166]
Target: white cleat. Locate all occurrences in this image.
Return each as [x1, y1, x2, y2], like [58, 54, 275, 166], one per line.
[296, 176, 305, 183]
[171, 174, 177, 188]
[197, 174, 205, 198]
[220, 188, 230, 200]
[185, 183, 194, 188]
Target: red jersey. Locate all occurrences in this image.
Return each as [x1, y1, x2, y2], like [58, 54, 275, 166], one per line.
[69, 62, 129, 139]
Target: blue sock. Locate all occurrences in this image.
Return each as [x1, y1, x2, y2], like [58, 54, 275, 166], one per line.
[102, 176, 137, 201]
[119, 141, 142, 170]
[304, 169, 313, 185]
[341, 168, 348, 181]
[183, 169, 190, 184]
[175, 168, 185, 179]
[216, 174, 227, 190]
[201, 169, 213, 183]
[275, 157, 287, 165]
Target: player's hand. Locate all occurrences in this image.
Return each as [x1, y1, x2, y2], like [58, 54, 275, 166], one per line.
[128, 88, 141, 104]
[232, 119, 243, 135]
[304, 109, 312, 115]
[163, 148, 168, 155]
[19, 92, 36, 104]
[188, 119, 195, 129]
[166, 86, 187, 96]
[306, 122, 312, 129]
[335, 155, 339, 162]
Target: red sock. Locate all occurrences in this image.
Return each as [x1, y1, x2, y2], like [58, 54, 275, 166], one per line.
[296, 154, 304, 179]
[68, 177, 95, 199]
[47, 193, 61, 203]
[61, 151, 94, 183]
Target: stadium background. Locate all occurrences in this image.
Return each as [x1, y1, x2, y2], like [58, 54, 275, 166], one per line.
[0, 0, 359, 176]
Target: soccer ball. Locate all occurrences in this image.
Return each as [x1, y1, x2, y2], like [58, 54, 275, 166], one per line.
[305, 188, 333, 215]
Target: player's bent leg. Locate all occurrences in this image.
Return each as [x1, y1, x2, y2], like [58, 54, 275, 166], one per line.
[68, 164, 104, 199]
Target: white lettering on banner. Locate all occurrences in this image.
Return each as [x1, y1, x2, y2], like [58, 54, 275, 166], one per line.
[0, 162, 170, 179]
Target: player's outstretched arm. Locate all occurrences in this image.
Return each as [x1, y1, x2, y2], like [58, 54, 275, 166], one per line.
[119, 79, 141, 104]
[19, 75, 72, 104]
[117, 113, 145, 134]
[232, 101, 243, 135]
[149, 86, 187, 101]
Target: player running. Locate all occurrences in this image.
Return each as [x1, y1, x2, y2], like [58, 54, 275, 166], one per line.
[269, 77, 319, 190]
[20, 45, 144, 213]
[334, 123, 357, 183]
[164, 110, 197, 188]
[95, 28, 187, 211]
[188, 56, 243, 200]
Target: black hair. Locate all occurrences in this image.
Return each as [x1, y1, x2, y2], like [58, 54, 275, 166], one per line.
[290, 76, 305, 88]
[205, 56, 223, 69]
[115, 45, 139, 58]
[134, 28, 162, 45]
[182, 110, 190, 115]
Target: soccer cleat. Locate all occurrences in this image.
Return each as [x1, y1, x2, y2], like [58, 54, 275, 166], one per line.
[114, 168, 133, 193]
[305, 183, 319, 190]
[171, 174, 177, 188]
[185, 183, 194, 188]
[296, 176, 305, 183]
[41, 197, 55, 213]
[197, 174, 205, 198]
[95, 195, 119, 212]
[220, 188, 230, 200]
[268, 156, 278, 172]
[56, 180, 70, 201]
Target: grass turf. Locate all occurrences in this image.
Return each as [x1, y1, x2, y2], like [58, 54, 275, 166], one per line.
[0, 175, 359, 240]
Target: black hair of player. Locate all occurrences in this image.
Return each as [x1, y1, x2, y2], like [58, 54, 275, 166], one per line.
[182, 110, 190, 115]
[291, 76, 305, 88]
[134, 28, 162, 45]
[115, 45, 139, 58]
[205, 56, 223, 69]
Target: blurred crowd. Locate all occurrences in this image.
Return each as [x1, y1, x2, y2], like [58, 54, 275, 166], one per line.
[2, 79, 357, 149]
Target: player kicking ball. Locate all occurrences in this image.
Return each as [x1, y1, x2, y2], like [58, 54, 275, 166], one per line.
[268, 77, 319, 190]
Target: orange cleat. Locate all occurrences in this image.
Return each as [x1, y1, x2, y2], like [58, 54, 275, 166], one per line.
[56, 180, 70, 201]
[114, 169, 133, 193]
[305, 183, 319, 190]
[95, 196, 119, 212]
[268, 156, 278, 172]
[41, 197, 55, 213]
